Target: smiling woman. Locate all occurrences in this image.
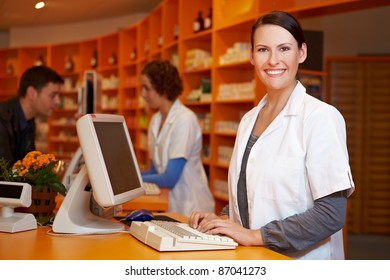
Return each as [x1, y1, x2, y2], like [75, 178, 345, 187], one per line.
[189, 11, 355, 260]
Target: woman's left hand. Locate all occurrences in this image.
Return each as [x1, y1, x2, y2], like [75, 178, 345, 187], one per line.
[196, 217, 264, 246]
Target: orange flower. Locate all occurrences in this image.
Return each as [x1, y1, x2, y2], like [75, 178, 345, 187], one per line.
[1, 151, 67, 196]
[13, 151, 58, 172]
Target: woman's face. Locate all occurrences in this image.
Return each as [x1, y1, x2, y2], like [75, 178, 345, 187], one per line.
[141, 74, 164, 109]
[250, 24, 307, 93]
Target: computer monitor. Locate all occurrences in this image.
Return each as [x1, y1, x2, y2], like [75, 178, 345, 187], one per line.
[78, 71, 101, 115]
[62, 71, 101, 187]
[53, 114, 146, 234]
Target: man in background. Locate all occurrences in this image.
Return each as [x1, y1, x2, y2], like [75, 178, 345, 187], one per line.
[0, 65, 64, 168]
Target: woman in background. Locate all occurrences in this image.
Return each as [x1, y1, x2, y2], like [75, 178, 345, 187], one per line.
[140, 59, 215, 217]
[189, 11, 354, 259]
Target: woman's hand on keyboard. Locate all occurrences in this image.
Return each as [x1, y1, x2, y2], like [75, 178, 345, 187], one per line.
[189, 211, 264, 246]
[189, 212, 221, 229]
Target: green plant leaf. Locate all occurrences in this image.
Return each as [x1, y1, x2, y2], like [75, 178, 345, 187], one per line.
[0, 156, 67, 197]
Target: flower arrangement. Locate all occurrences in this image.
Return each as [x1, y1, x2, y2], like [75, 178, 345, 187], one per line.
[0, 151, 67, 196]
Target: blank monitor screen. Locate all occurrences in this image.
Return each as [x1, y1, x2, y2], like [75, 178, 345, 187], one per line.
[93, 122, 142, 195]
[0, 184, 23, 199]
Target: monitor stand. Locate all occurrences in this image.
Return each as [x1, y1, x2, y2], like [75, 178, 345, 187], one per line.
[0, 207, 37, 233]
[52, 166, 124, 234]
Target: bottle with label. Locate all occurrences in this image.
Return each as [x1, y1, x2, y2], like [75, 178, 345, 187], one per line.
[91, 50, 98, 68]
[193, 11, 204, 33]
[35, 55, 45, 66]
[65, 55, 74, 71]
[144, 41, 150, 54]
[108, 53, 117, 65]
[6, 64, 14, 75]
[173, 23, 179, 40]
[130, 47, 137, 60]
[158, 34, 163, 48]
[204, 7, 212, 30]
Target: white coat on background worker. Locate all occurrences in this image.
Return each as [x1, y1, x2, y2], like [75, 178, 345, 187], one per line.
[148, 99, 214, 216]
[140, 60, 214, 217]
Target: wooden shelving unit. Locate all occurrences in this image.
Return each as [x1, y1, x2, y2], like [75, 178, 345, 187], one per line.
[326, 56, 390, 234]
[0, 48, 19, 101]
[0, 0, 388, 231]
[47, 42, 81, 160]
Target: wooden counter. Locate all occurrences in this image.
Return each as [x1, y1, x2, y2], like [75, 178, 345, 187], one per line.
[0, 213, 290, 260]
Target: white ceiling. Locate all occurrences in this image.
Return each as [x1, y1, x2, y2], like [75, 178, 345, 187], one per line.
[0, 0, 162, 30]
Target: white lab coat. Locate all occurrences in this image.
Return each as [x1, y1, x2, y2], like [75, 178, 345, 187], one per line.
[148, 100, 215, 216]
[228, 81, 355, 259]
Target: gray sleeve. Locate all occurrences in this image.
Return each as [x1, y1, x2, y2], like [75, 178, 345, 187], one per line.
[261, 190, 348, 254]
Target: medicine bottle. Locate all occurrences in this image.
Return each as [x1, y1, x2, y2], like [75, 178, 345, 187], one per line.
[204, 7, 212, 30]
[91, 50, 98, 68]
[193, 11, 204, 33]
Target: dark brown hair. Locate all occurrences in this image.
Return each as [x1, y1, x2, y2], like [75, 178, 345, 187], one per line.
[141, 60, 183, 101]
[17, 65, 64, 98]
[251, 11, 306, 49]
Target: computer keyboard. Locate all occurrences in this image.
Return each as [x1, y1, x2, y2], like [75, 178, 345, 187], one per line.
[143, 182, 161, 195]
[129, 220, 238, 251]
